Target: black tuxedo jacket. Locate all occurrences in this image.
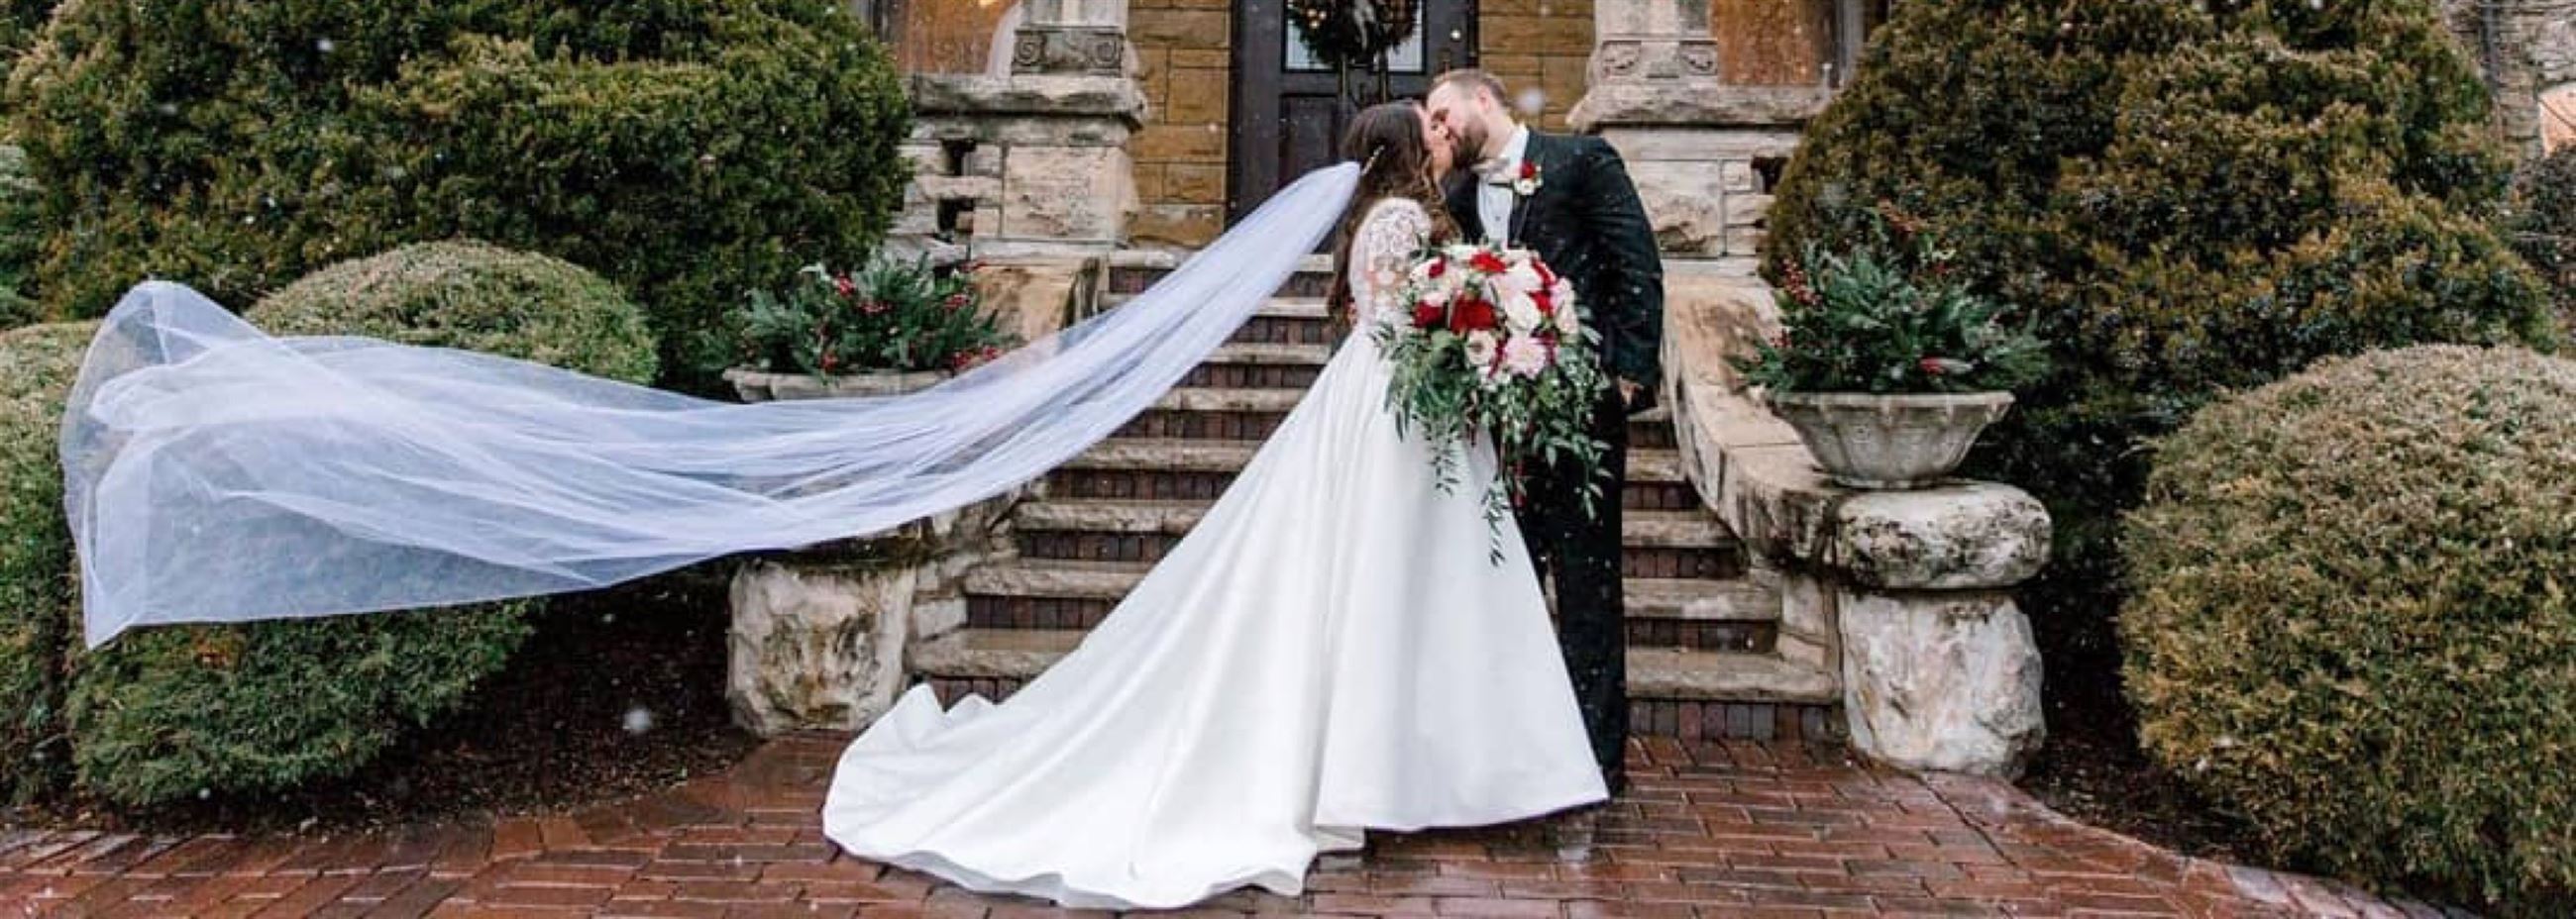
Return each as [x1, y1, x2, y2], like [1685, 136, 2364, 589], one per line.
[1444, 131, 1664, 389]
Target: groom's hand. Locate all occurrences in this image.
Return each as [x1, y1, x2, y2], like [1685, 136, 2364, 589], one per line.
[1617, 378, 1654, 414]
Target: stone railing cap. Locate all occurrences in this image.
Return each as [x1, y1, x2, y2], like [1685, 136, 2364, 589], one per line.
[909, 74, 1146, 123]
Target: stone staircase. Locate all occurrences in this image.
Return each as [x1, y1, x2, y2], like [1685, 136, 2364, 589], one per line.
[912, 256, 1840, 742]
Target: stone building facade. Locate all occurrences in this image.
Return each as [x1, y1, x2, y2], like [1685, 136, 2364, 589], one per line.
[859, 0, 1879, 260]
[734, 0, 2568, 778]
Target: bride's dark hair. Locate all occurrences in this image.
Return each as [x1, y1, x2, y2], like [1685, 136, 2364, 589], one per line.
[1328, 101, 1460, 328]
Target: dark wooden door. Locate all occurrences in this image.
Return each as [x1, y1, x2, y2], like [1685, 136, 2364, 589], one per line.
[1228, 0, 1478, 224]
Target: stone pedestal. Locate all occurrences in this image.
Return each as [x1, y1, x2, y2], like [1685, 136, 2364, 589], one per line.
[728, 562, 914, 736]
[1664, 262, 2053, 777]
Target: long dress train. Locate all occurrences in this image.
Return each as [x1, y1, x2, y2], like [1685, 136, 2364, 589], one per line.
[818, 198, 1608, 910]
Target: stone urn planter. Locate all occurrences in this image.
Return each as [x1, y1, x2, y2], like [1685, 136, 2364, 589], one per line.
[1767, 391, 2014, 489]
[724, 366, 950, 403]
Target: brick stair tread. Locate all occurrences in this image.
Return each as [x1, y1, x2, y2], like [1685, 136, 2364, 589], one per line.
[964, 558, 1774, 622]
[915, 628, 1833, 703]
[1015, 499, 1733, 549]
[1066, 438, 1691, 483]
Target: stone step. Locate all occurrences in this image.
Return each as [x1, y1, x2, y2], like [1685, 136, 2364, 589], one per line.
[1005, 534, 1743, 586]
[1063, 438, 1693, 482]
[1108, 254, 1335, 300]
[911, 628, 1835, 738]
[1014, 500, 1736, 550]
[1629, 648, 1838, 705]
[1044, 445, 1702, 510]
[962, 558, 1770, 627]
[1207, 342, 1334, 366]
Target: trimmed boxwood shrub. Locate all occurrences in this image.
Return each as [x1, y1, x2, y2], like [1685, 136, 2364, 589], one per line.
[248, 240, 658, 383]
[0, 145, 40, 328]
[1765, 0, 2560, 705]
[6, 0, 911, 390]
[0, 320, 95, 803]
[2507, 147, 2575, 327]
[2122, 346, 2576, 916]
[57, 243, 656, 808]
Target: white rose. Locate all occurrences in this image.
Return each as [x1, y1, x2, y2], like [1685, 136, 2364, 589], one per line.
[1549, 277, 1576, 312]
[1498, 260, 1545, 295]
[1501, 335, 1551, 377]
[1552, 300, 1582, 336]
[1500, 289, 1544, 334]
[1462, 331, 1500, 370]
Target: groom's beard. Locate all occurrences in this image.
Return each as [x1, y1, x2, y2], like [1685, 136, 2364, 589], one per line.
[1450, 122, 1490, 169]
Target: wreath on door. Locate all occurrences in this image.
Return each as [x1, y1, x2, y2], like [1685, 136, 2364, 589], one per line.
[1285, 0, 1426, 102]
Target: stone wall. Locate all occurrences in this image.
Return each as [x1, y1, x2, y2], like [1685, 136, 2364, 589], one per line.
[1121, 3, 1602, 249]
[1481, 0, 1600, 132]
[1127, 0, 1232, 248]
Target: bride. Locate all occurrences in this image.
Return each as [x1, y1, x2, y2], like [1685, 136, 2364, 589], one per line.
[817, 101, 1610, 909]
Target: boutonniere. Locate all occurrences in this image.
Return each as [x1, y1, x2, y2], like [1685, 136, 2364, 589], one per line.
[1512, 161, 1543, 197]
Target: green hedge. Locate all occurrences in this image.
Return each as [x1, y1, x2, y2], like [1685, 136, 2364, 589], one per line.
[0, 320, 95, 803]
[6, 0, 911, 390]
[247, 240, 658, 383]
[2122, 346, 2576, 916]
[1764, 0, 2559, 701]
[55, 243, 655, 807]
[0, 145, 40, 327]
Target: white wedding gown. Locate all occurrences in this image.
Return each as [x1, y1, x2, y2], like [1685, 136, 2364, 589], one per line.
[819, 198, 1609, 910]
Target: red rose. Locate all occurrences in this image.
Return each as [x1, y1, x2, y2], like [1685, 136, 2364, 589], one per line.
[1426, 258, 1447, 279]
[1449, 297, 1498, 332]
[1413, 302, 1446, 329]
[1520, 161, 1540, 180]
[832, 274, 855, 297]
[1469, 252, 1508, 275]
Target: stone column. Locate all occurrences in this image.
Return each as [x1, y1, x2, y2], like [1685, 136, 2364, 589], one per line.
[1569, 0, 1833, 260]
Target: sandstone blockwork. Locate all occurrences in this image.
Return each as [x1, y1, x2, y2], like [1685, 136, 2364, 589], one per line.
[1123, 0, 1598, 248]
[1128, 0, 1234, 248]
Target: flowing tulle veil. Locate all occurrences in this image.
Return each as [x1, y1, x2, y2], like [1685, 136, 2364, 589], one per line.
[61, 162, 1361, 649]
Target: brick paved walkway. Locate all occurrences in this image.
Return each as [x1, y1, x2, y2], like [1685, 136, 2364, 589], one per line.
[2, 736, 2441, 918]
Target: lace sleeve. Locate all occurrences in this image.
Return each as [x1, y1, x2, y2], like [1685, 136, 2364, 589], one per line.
[1348, 199, 1433, 324]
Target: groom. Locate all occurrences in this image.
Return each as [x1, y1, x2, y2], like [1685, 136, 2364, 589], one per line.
[1427, 69, 1664, 794]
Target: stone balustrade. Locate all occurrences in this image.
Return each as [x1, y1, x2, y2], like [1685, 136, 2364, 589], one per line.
[1659, 263, 2054, 777]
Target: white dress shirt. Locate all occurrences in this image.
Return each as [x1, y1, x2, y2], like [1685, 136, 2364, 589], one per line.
[1474, 126, 1532, 245]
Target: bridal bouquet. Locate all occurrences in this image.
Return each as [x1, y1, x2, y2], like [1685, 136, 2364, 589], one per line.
[1371, 244, 1611, 556]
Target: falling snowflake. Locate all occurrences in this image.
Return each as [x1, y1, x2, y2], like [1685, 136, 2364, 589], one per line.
[316, 38, 337, 53]
[622, 705, 656, 735]
[1515, 88, 1547, 118]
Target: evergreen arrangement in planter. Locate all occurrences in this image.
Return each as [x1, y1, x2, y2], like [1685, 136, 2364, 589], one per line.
[1763, 0, 2558, 692]
[2123, 345, 2576, 916]
[727, 257, 1018, 401]
[1735, 206, 2046, 488]
[5, 0, 912, 391]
